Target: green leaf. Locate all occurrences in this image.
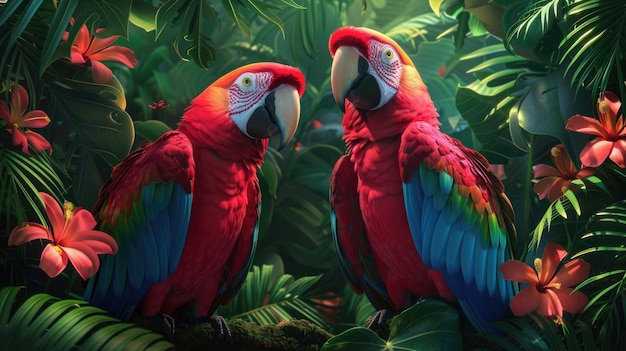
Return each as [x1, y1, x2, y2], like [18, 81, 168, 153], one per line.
[322, 299, 461, 350]
[0, 287, 172, 350]
[39, 0, 79, 76]
[47, 74, 134, 207]
[133, 120, 172, 142]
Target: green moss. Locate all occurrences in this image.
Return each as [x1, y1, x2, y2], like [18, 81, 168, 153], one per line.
[134, 317, 332, 351]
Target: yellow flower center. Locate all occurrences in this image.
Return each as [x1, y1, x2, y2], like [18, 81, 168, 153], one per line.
[550, 146, 561, 158]
[553, 282, 561, 290]
[63, 201, 74, 220]
[534, 258, 542, 275]
[52, 245, 63, 255]
[599, 100, 610, 114]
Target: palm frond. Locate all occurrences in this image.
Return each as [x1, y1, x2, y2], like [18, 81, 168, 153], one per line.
[0, 148, 65, 234]
[505, 0, 565, 52]
[476, 314, 597, 351]
[559, 0, 626, 97]
[0, 286, 172, 351]
[572, 200, 626, 348]
[216, 265, 329, 328]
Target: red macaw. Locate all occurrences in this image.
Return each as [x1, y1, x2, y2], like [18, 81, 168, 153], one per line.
[328, 27, 517, 334]
[84, 62, 305, 338]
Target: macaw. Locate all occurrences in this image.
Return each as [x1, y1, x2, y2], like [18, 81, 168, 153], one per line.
[84, 62, 305, 338]
[328, 26, 517, 334]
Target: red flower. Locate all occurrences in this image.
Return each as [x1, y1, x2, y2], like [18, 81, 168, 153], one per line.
[312, 119, 323, 129]
[148, 99, 170, 110]
[0, 84, 51, 155]
[500, 242, 589, 320]
[566, 91, 626, 168]
[533, 144, 595, 202]
[8, 192, 118, 280]
[62, 19, 138, 84]
[438, 66, 446, 76]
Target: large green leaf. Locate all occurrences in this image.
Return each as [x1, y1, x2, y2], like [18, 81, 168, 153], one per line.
[47, 73, 134, 207]
[0, 286, 172, 351]
[321, 299, 461, 350]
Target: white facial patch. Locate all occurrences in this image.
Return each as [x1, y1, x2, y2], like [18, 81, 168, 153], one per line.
[228, 71, 273, 136]
[368, 40, 401, 109]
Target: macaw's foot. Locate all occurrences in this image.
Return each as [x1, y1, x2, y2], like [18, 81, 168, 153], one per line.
[183, 315, 232, 342]
[367, 309, 396, 338]
[150, 313, 176, 340]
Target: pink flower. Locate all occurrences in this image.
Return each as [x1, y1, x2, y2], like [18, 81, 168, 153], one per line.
[0, 84, 51, 155]
[62, 19, 138, 84]
[566, 91, 626, 168]
[8, 192, 118, 280]
[533, 144, 595, 202]
[500, 242, 590, 320]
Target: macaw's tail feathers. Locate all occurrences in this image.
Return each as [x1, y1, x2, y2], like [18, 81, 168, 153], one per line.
[446, 270, 513, 334]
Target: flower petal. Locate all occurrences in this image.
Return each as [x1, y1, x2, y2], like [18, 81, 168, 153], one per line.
[553, 287, 588, 314]
[86, 35, 120, 56]
[39, 192, 66, 240]
[62, 229, 118, 255]
[540, 242, 567, 284]
[74, 23, 91, 53]
[533, 164, 560, 178]
[19, 110, 50, 128]
[500, 260, 539, 284]
[538, 289, 563, 318]
[509, 286, 541, 316]
[566, 115, 608, 138]
[24, 130, 52, 155]
[552, 258, 590, 288]
[90, 46, 138, 68]
[62, 208, 97, 241]
[579, 138, 613, 167]
[89, 60, 113, 84]
[70, 45, 87, 64]
[608, 139, 626, 168]
[11, 128, 30, 154]
[8, 222, 50, 245]
[63, 243, 99, 280]
[40, 243, 68, 278]
[11, 85, 29, 122]
[533, 178, 554, 201]
[548, 178, 570, 203]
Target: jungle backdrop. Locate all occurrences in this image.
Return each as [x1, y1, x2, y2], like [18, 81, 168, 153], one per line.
[1, 0, 626, 350]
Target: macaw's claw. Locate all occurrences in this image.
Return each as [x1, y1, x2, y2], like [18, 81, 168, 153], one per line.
[367, 309, 396, 338]
[183, 315, 233, 342]
[150, 313, 176, 340]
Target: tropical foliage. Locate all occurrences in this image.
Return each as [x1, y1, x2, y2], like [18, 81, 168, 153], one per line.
[1, 0, 625, 349]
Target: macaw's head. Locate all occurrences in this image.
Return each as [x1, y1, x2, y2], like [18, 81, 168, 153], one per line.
[329, 27, 439, 131]
[181, 62, 305, 154]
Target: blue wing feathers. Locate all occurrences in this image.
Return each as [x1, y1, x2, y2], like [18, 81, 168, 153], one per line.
[472, 240, 488, 293]
[445, 219, 464, 274]
[430, 209, 453, 270]
[168, 185, 192, 273]
[401, 126, 517, 334]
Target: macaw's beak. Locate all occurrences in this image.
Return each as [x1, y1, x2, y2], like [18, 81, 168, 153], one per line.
[247, 84, 301, 150]
[331, 46, 381, 112]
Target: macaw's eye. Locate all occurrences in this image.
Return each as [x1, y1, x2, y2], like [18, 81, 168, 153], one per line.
[242, 77, 252, 87]
[384, 49, 394, 60]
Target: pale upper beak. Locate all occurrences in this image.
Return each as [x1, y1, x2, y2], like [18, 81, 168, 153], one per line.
[246, 84, 301, 150]
[331, 46, 361, 113]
